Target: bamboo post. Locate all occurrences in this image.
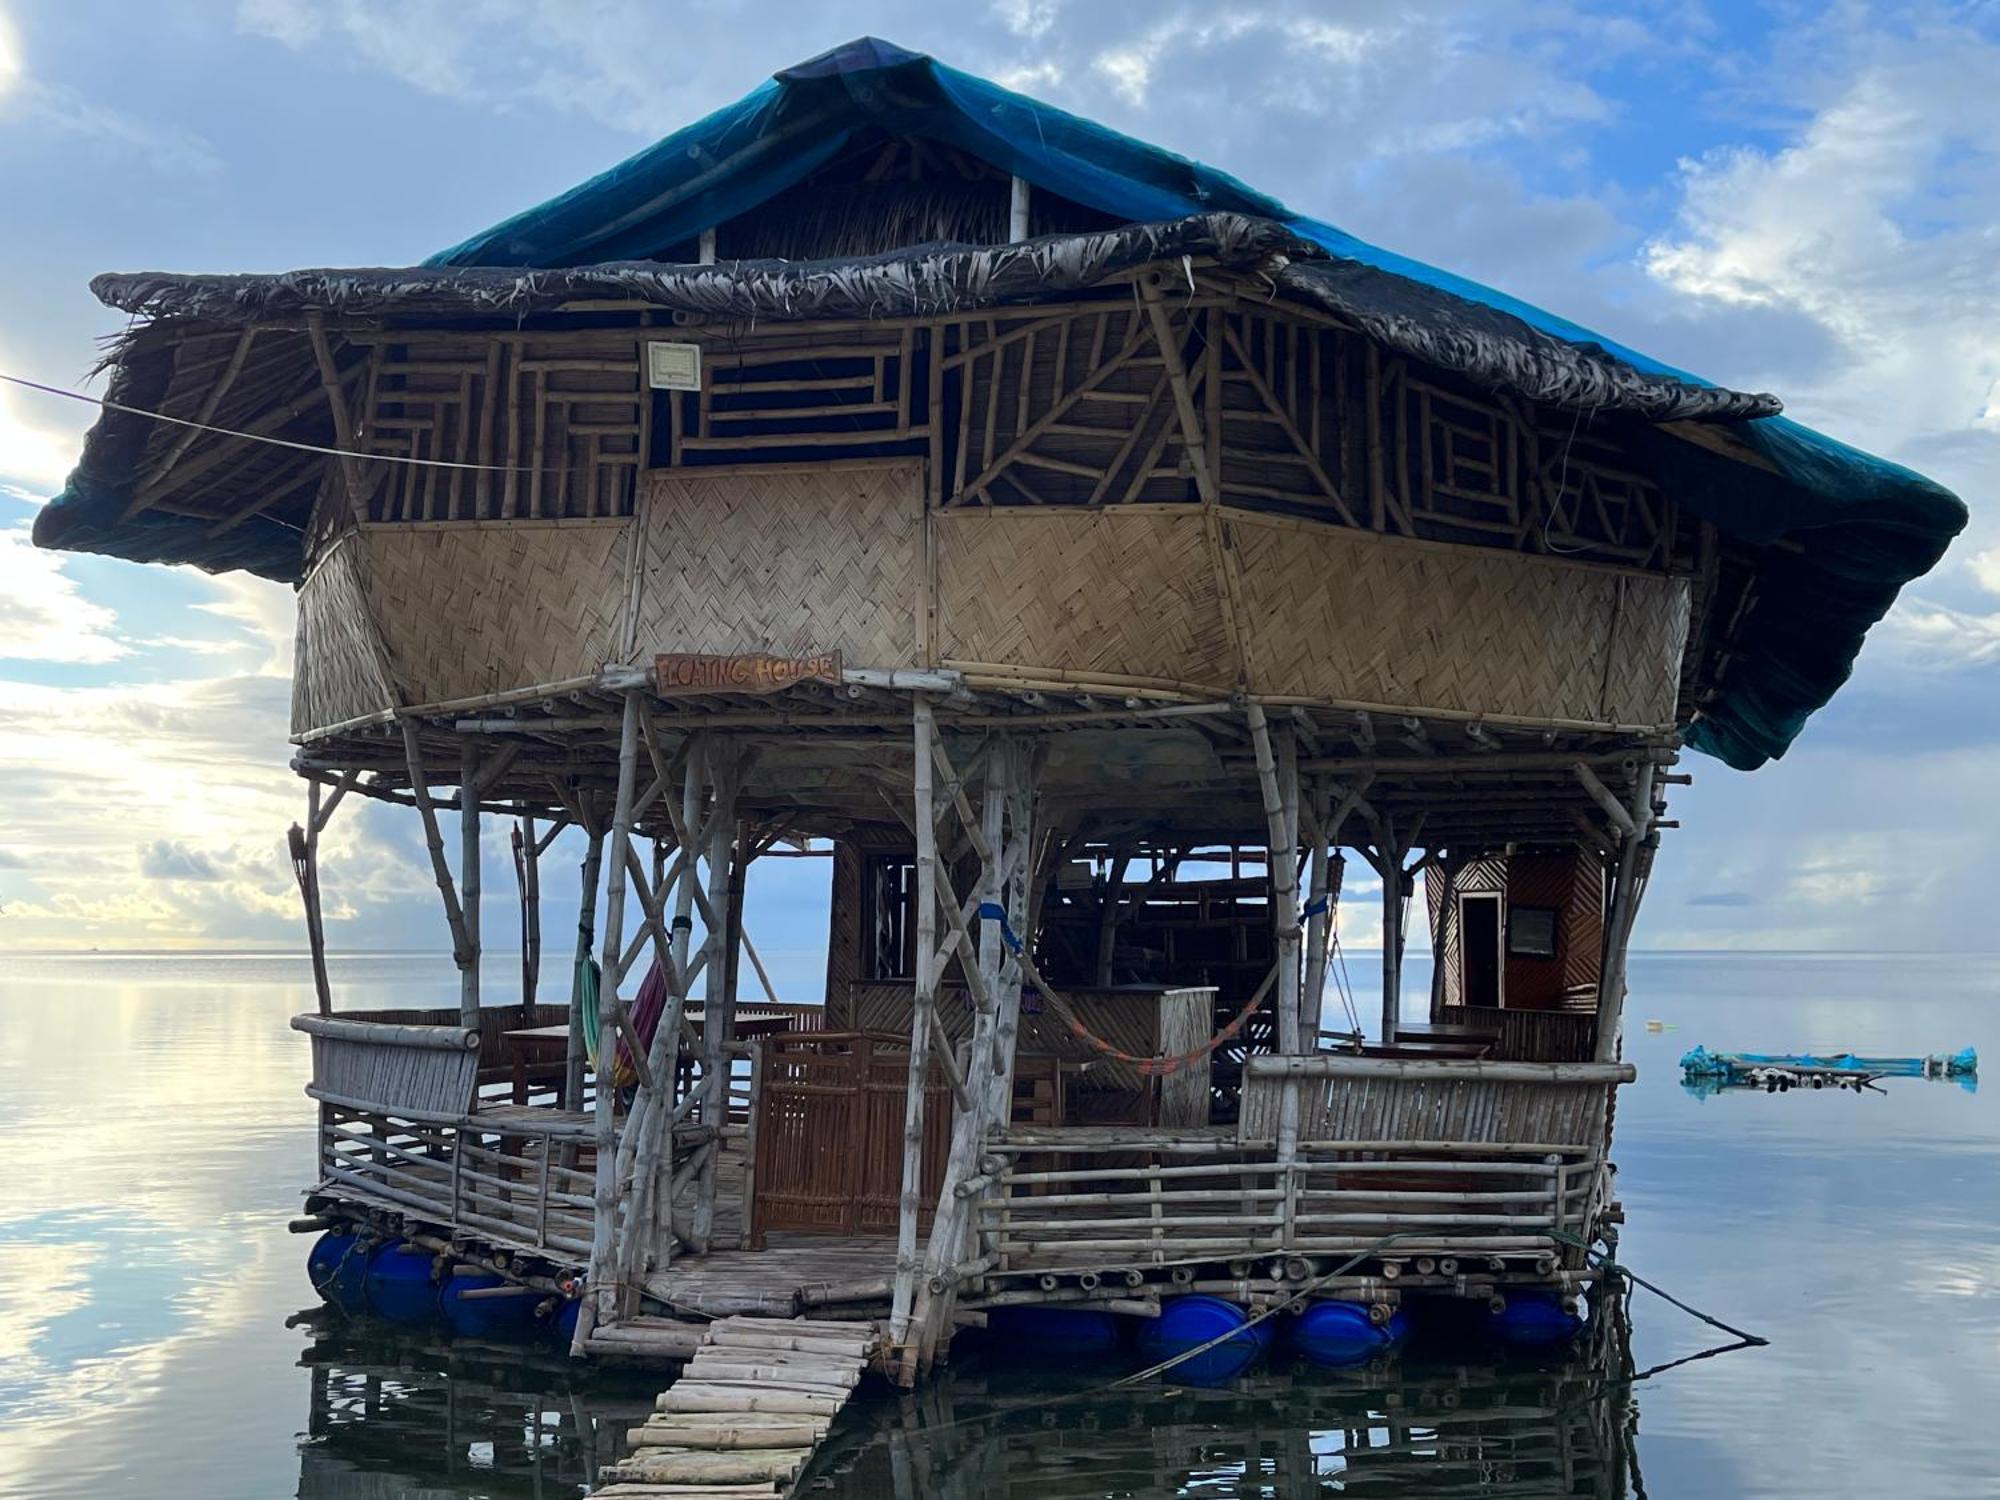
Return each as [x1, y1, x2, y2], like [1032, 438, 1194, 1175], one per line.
[291, 781, 333, 1016]
[399, 721, 475, 1011]
[1369, 814, 1405, 1044]
[585, 690, 643, 1334]
[890, 696, 939, 1361]
[1093, 850, 1131, 987]
[514, 813, 541, 1019]
[986, 745, 1035, 1125]
[1594, 760, 1659, 1063]
[691, 753, 740, 1252]
[459, 741, 483, 1027]
[1300, 780, 1333, 1043]
[566, 811, 604, 1112]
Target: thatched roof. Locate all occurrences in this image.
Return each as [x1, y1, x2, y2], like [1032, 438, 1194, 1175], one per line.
[33, 37, 1969, 769]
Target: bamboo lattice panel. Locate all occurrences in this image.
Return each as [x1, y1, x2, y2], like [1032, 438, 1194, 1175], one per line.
[361, 520, 633, 708]
[1232, 517, 1689, 725]
[293, 535, 399, 732]
[631, 464, 922, 665]
[934, 509, 1232, 686]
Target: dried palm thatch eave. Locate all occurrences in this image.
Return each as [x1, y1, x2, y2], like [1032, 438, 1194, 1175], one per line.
[87, 213, 1776, 423]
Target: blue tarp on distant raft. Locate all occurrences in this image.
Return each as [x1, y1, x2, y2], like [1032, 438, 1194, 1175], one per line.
[426, 37, 1968, 770]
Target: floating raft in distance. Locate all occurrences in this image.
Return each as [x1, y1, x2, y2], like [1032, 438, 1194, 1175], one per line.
[1680, 1045, 1977, 1091]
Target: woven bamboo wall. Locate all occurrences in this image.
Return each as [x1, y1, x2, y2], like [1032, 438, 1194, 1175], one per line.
[364, 521, 632, 707]
[1504, 850, 1603, 1010]
[933, 508, 1231, 687]
[629, 462, 923, 665]
[293, 534, 399, 731]
[1230, 516, 1689, 724]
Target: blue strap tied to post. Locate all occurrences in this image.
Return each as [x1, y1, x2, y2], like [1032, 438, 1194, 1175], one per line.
[976, 900, 1026, 954]
[1302, 894, 1330, 918]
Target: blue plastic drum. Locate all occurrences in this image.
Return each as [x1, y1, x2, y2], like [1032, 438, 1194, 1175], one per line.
[1138, 1295, 1268, 1383]
[1292, 1299, 1409, 1367]
[438, 1270, 543, 1340]
[987, 1304, 1123, 1352]
[362, 1241, 438, 1326]
[550, 1296, 583, 1346]
[306, 1230, 371, 1312]
[1489, 1290, 1584, 1346]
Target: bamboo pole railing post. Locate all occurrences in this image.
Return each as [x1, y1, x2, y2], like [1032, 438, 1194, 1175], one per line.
[583, 690, 643, 1340]
[566, 808, 604, 1112]
[458, 741, 483, 1028]
[891, 696, 939, 1363]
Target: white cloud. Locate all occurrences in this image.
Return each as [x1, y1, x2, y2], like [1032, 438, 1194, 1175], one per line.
[0, 373, 83, 493]
[1644, 20, 2000, 463]
[0, 5, 20, 99]
[0, 525, 124, 664]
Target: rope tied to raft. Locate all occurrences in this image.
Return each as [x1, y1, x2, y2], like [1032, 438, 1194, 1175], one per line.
[1116, 1229, 1768, 1390]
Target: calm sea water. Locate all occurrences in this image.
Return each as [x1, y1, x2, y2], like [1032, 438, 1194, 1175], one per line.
[0, 950, 1994, 1498]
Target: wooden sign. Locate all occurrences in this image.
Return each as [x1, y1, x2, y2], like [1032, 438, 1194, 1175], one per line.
[654, 650, 843, 695]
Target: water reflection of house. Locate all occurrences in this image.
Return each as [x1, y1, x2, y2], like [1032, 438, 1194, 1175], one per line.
[819, 1305, 1641, 1498]
[296, 1331, 650, 1499]
[39, 37, 1964, 1383]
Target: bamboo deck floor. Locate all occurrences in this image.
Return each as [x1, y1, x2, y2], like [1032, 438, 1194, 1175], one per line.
[591, 1314, 878, 1498]
[643, 1235, 898, 1320]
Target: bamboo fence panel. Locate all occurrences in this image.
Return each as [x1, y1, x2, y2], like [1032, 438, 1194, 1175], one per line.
[974, 1131, 1608, 1269]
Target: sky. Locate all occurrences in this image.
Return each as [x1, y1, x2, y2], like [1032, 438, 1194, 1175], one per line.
[0, 0, 1997, 965]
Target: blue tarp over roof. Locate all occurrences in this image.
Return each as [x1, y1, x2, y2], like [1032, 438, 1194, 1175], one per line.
[39, 38, 1967, 770]
[424, 38, 1968, 771]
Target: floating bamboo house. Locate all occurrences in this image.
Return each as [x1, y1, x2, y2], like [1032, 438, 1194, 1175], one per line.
[38, 39, 1965, 1384]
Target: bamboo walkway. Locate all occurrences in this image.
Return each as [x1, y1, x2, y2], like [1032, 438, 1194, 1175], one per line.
[591, 1314, 877, 1498]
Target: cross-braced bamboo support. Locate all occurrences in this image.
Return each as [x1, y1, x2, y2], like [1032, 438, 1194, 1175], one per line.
[899, 736, 1038, 1384]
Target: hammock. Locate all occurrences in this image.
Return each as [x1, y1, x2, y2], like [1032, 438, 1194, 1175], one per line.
[578, 954, 670, 1089]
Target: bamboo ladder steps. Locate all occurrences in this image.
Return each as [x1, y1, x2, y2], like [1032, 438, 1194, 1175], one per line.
[595, 1314, 878, 1497]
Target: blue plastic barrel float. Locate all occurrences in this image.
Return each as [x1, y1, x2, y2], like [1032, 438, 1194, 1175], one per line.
[438, 1268, 545, 1341]
[1486, 1290, 1584, 1347]
[362, 1241, 438, 1326]
[1137, 1295, 1269, 1383]
[550, 1294, 583, 1346]
[306, 1230, 372, 1312]
[1290, 1299, 1409, 1368]
[986, 1304, 1123, 1353]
